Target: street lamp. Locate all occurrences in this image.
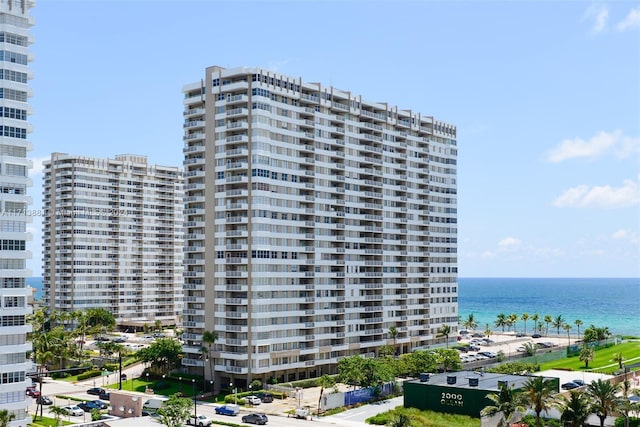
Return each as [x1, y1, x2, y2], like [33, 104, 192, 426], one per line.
[209, 380, 213, 395]
[230, 382, 237, 405]
[192, 379, 197, 417]
[179, 377, 183, 395]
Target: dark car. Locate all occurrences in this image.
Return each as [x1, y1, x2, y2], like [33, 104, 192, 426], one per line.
[572, 379, 585, 387]
[87, 387, 106, 396]
[242, 413, 268, 425]
[256, 393, 273, 403]
[471, 333, 484, 338]
[91, 400, 108, 409]
[78, 401, 102, 412]
[36, 396, 52, 405]
[99, 391, 110, 401]
[120, 373, 127, 380]
[531, 333, 542, 338]
[561, 381, 580, 390]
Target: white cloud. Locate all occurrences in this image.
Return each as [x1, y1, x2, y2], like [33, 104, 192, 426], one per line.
[545, 130, 629, 163]
[611, 228, 640, 244]
[265, 60, 290, 73]
[583, 3, 609, 33]
[498, 237, 521, 249]
[617, 7, 640, 31]
[552, 177, 640, 208]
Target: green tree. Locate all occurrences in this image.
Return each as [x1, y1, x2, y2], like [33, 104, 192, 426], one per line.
[317, 374, 336, 415]
[574, 319, 583, 339]
[480, 382, 525, 427]
[556, 390, 591, 427]
[156, 394, 192, 427]
[586, 379, 622, 427]
[154, 320, 163, 333]
[137, 337, 183, 375]
[521, 313, 530, 335]
[531, 314, 540, 333]
[552, 315, 565, 335]
[433, 348, 461, 373]
[337, 355, 365, 389]
[0, 410, 16, 427]
[495, 313, 508, 332]
[583, 325, 611, 343]
[436, 324, 451, 348]
[85, 308, 116, 333]
[521, 376, 556, 427]
[202, 330, 218, 383]
[579, 346, 595, 368]
[543, 315, 552, 336]
[388, 325, 398, 355]
[463, 314, 478, 331]
[563, 323, 572, 346]
[48, 405, 67, 426]
[523, 342, 537, 357]
[507, 314, 518, 332]
[378, 345, 394, 358]
[611, 352, 625, 370]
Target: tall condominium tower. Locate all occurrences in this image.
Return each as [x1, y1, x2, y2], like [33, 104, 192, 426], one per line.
[182, 66, 458, 389]
[0, 1, 34, 426]
[42, 153, 184, 328]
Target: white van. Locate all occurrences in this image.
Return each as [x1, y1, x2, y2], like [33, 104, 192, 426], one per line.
[143, 397, 168, 411]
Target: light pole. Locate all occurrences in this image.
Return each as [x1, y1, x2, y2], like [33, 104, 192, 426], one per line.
[179, 377, 183, 395]
[209, 380, 213, 396]
[230, 382, 237, 405]
[192, 379, 197, 417]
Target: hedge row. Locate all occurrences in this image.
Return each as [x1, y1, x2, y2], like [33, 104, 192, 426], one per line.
[77, 369, 102, 381]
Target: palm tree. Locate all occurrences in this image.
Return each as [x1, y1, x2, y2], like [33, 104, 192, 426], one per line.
[586, 379, 622, 427]
[484, 323, 492, 338]
[480, 382, 525, 427]
[574, 319, 583, 339]
[521, 313, 529, 335]
[437, 324, 451, 348]
[579, 346, 595, 368]
[388, 325, 398, 355]
[49, 405, 67, 426]
[531, 314, 540, 334]
[389, 414, 411, 427]
[495, 313, 508, 332]
[563, 323, 572, 346]
[543, 315, 552, 336]
[463, 313, 478, 331]
[0, 409, 16, 427]
[521, 376, 556, 427]
[317, 374, 336, 415]
[611, 352, 625, 370]
[552, 315, 564, 335]
[556, 390, 591, 427]
[507, 314, 518, 332]
[202, 330, 218, 384]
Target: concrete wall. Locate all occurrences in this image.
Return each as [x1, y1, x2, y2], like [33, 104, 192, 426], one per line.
[108, 392, 144, 418]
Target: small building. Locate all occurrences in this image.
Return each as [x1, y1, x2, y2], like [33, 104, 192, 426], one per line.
[404, 372, 559, 418]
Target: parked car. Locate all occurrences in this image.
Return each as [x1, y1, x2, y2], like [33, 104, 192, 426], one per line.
[99, 391, 110, 401]
[245, 395, 262, 405]
[471, 333, 484, 338]
[78, 401, 102, 412]
[120, 373, 127, 380]
[112, 336, 126, 343]
[477, 351, 497, 359]
[256, 392, 273, 403]
[26, 387, 41, 398]
[561, 381, 581, 390]
[36, 396, 53, 405]
[469, 345, 481, 351]
[572, 379, 585, 387]
[242, 413, 268, 425]
[87, 387, 106, 396]
[531, 333, 542, 338]
[89, 400, 107, 409]
[63, 405, 84, 416]
[187, 414, 213, 426]
[215, 404, 240, 416]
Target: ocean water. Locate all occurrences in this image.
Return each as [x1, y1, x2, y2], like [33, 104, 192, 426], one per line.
[458, 278, 640, 337]
[27, 276, 639, 337]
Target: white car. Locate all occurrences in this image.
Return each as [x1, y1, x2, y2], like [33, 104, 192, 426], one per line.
[245, 395, 261, 405]
[63, 405, 84, 416]
[187, 414, 212, 426]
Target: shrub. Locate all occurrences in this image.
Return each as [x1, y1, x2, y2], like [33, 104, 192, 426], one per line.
[77, 370, 102, 381]
[520, 414, 562, 427]
[615, 417, 640, 427]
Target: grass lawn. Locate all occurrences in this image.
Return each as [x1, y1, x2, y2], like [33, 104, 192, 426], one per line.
[540, 341, 640, 373]
[366, 407, 480, 427]
[106, 378, 207, 398]
[30, 415, 73, 426]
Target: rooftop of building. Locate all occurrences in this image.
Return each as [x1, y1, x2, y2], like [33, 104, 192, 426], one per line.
[407, 371, 557, 392]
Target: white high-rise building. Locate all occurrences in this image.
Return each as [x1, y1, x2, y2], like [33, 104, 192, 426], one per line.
[182, 66, 458, 389]
[0, 1, 34, 426]
[42, 153, 184, 328]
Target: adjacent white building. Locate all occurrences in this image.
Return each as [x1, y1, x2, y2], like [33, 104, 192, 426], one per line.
[181, 66, 458, 389]
[42, 153, 184, 328]
[0, 0, 35, 426]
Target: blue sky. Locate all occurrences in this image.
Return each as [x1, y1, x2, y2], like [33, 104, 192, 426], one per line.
[27, 1, 639, 278]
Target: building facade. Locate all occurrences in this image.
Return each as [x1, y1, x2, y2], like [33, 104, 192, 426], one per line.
[0, 1, 34, 426]
[181, 66, 458, 389]
[42, 153, 184, 328]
